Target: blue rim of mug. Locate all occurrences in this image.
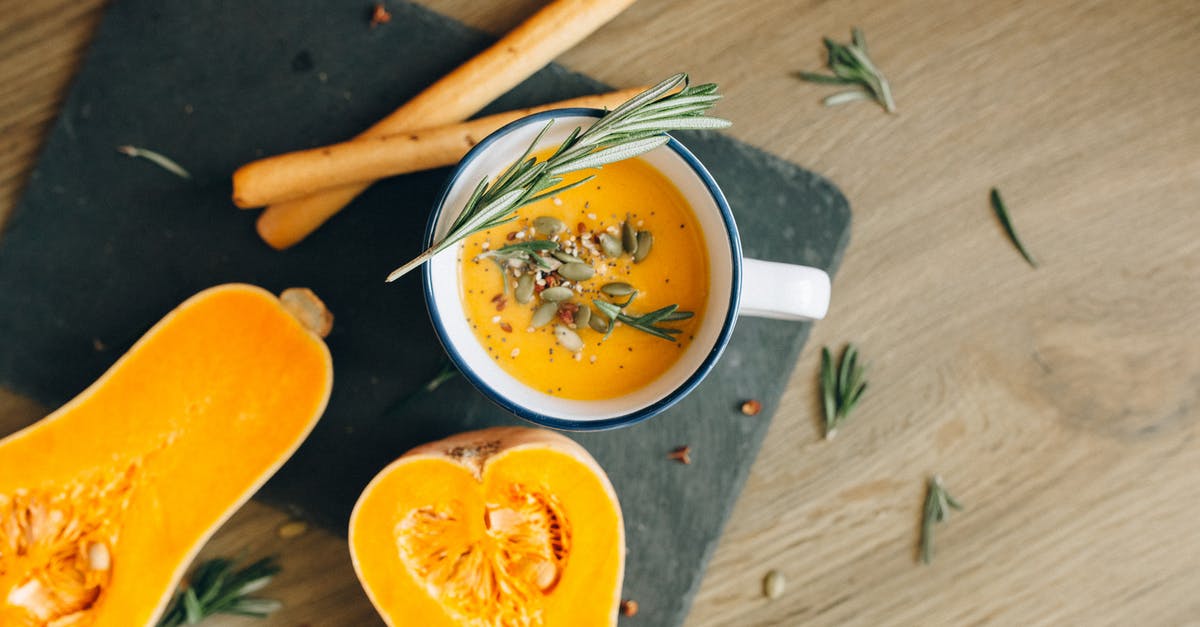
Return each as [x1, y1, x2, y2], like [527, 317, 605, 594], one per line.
[422, 108, 742, 431]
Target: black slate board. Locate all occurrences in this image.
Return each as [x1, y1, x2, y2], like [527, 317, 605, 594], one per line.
[0, 1, 849, 624]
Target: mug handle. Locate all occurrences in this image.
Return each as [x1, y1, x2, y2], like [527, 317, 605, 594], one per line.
[739, 258, 831, 321]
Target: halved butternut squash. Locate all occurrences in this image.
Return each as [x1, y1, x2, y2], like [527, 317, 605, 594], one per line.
[350, 427, 625, 627]
[0, 284, 333, 626]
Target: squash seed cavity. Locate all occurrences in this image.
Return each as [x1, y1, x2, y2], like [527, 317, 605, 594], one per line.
[0, 463, 140, 625]
[396, 484, 572, 626]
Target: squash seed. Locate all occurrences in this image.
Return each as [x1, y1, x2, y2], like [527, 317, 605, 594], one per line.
[598, 233, 623, 258]
[552, 250, 584, 264]
[558, 262, 595, 282]
[621, 219, 638, 254]
[633, 231, 654, 263]
[533, 216, 566, 236]
[531, 302, 559, 327]
[540, 286, 573, 302]
[589, 313, 610, 333]
[554, 325, 584, 352]
[515, 274, 535, 304]
[574, 306, 592, 329]
[87, 542, 111, 571]
[763, 570, 785, 599]
[600, 282, 634, 296]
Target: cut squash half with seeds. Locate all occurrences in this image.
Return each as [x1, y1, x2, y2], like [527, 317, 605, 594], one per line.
[0, 284, 333, 626]
[350, 427, 625, 627]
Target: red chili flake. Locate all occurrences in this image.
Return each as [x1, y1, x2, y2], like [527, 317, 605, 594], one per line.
[577, 222, 587, 234]
[740, 399, 763, 416]
[369, 3, 392, 27]
[668, 445, 692, 465]
[533, 283, 546, 294]
[557, 302, 579, 326]
[544, 275, 560, 287]
[499, 322, 513, 333]
[506, 231, 519, 241]
[620, 599, 639, 616]
[491, 294, 507, 311]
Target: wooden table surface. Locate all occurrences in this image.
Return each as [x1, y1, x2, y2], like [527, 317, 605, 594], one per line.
[3, 0, 1199, 625]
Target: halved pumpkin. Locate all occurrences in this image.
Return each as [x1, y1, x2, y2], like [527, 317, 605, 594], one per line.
[0, 284, 333, 626]
[350, 427, 625, 627]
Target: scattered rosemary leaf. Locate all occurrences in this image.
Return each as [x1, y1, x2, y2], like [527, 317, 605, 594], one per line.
[990, 188, 1038, 268]
[799, 27, 895, 113]
[920, 475, 963, 565]
[116, 145, 192, 180]
[157, 556, 282, 626]
[820, 344, 868, 439]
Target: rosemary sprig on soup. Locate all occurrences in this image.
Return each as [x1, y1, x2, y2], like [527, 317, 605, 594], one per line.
[385, 73, 730, 282]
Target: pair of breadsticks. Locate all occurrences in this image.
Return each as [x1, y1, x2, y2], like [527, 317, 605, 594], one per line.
[233, 0, 641, 250]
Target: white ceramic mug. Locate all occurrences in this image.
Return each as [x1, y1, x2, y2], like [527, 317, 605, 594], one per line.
[424, 110, 830, 430]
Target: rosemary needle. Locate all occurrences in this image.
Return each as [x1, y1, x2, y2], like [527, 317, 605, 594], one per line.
[798, 27, 896, 113]
[819, 344, 868, 439]
[990, 188, 1038, 268]
[116, 145, 192, 180]
[920, 475, 964, 565]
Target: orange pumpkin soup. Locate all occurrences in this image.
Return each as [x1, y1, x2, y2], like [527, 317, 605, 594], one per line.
[458, 155, 709, 399]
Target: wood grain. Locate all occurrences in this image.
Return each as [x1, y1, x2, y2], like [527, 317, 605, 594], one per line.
[2, 0, 1199, 625]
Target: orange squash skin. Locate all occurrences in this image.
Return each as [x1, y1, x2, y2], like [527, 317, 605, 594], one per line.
[350, 427, 625, 627]
[0, 284, 333, 626]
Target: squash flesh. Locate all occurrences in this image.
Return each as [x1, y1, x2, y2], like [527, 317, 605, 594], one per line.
[0, 284, 333, 626]
[350, 428, 624, 627]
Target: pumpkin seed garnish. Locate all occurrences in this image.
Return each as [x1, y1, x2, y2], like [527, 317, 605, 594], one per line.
[598, 233, 623, 258]
[632, 231, 654, 263]
[554, 325, 584, 353]
[533, 216, 566, 236]
[600, 282, 634, 296]
[515, 274, 535, 304]
[763, 570, 785, 599]
[574, 305, 592, 330]
[588, 313, 609, 333]
[558, 262, 595, 282]
[540, 286, 574, 302]
[621, 218, 638, 255]
[479, 240, 558, 270]
[531, 302, 559, 327]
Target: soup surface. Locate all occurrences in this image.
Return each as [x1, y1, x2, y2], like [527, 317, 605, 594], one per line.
[458, 155, 710, 400]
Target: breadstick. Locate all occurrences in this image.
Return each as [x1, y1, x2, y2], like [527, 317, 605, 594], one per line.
[233, 88, 643, 208]
[254, 0, 639, 250]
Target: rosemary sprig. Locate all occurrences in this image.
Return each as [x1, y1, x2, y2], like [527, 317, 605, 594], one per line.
[479, 240, 560, 269]
[593, 293, 692, 341]
[116, 145, 192, 180]
[920, 475, 963, 564]
[820, 344, 868, 439]
[798, 27, 896, 113]
[158, 557, 282, 626]
[990, 188, 1038, 268]
[386, 73, 731, 282]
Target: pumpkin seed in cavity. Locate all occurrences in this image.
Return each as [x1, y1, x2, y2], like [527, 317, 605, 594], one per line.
[541, 286, 573, 302]
[552, 250, 584, 264]
[601, 282, 634, 297]
[531, 302, 558, 327]
[589, 313, 610, 333]
[515, 274, 535, 304]
[574, 306, 592, 329]
[554, 325, 584, 353]
[558, 263, 595, 282]
[621, 219, 638, 254]
[633, 231, 654, 263]
[534, 216, 566, 236]
[598, 233, 623, 258]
